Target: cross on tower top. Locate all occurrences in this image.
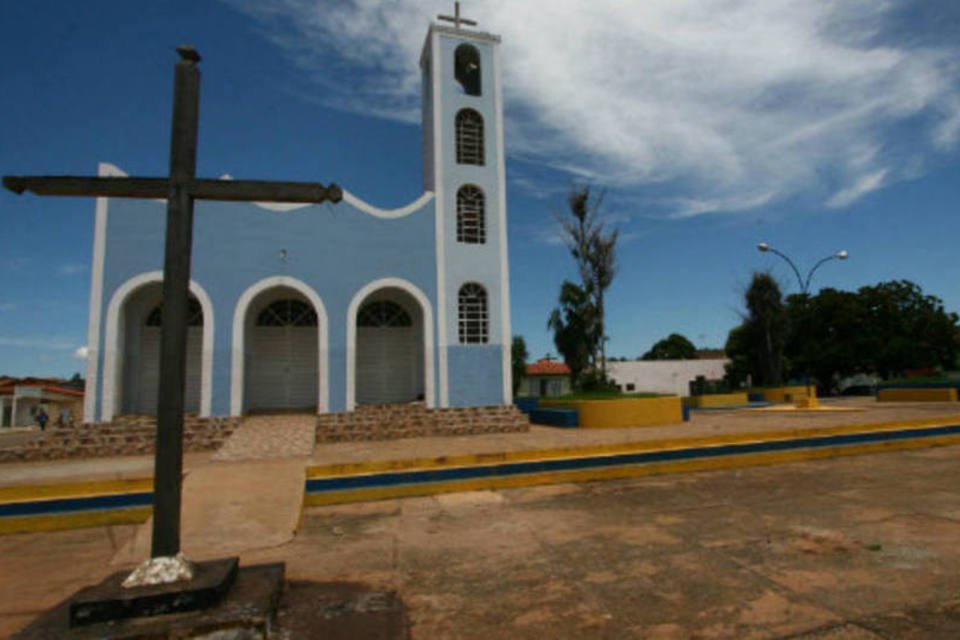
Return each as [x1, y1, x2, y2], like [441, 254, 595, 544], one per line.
[438, 2, 477, 30]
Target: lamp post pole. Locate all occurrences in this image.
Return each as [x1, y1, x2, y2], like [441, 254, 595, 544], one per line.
[756, 243, 849, 402]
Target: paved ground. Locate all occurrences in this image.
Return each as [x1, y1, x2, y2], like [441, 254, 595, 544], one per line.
[212, 413, 316, 462]
[112, 458, 306, 565]
[3, 443, 960, 638]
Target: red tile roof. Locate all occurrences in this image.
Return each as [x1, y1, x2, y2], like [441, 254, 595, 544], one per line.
[0, 378, 84, 398]
[526, 359, 571, 376]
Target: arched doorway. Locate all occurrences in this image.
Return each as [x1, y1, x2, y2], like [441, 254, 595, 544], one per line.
[120, 282, 204, 415]
[244, 287, 319, 412]
[355, 288, 425, 405]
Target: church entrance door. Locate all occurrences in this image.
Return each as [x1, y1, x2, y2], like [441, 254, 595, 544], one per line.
[355, 290, 424, 405]
[246, 295, 319, 412]
[121, 283, 203, 415]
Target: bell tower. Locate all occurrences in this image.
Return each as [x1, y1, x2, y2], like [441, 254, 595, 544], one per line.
[420, 5, 511, 407]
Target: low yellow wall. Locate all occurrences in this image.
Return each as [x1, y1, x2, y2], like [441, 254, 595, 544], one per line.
[878, 388, 957, 402]
[756, 386, 817, 403]
[683, 393, 749, 408]
[540, 396, 682, 428]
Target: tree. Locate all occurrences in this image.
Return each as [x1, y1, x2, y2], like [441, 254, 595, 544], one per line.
[723, 324, 752, 387]
[547, 281, 595, 388]
[642, 333, 697, 360]
[784, 288, 863, 394]
[511, 336, 529, 396]
[785, 280, 959, 386]
[554, 186, 619, 377]
[724, 272, 787, 387]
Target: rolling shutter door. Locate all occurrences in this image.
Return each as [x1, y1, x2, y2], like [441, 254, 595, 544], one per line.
[356, 326, 418, 404]
[248, 325, 318, 411]
[136, 326, 202, 414]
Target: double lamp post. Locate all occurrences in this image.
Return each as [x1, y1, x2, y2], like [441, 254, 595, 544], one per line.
[756, 242, 849, 402]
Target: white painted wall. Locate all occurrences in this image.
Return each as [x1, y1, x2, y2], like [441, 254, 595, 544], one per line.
[606, 359, 729, 396]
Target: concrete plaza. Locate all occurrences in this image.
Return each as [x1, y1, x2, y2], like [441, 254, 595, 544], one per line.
[3, 437, 960, 638]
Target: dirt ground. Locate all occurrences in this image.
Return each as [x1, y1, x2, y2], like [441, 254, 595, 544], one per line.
[3, 441, 960, 638]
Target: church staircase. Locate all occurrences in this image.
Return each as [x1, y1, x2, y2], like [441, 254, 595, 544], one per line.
[316, 403, 530, 443]
[0, 415, 238, 463]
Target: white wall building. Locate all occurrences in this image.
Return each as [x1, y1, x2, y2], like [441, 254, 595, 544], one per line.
[607, 359, 729, 397]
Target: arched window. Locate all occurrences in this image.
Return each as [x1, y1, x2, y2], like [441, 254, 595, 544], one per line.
[457, 185, 485, 244]
[357, 301, 412, 327]
[256, 299, 318, 327]
[454, 44, 481, 96]
[458, 283, 488, 344]
[145, 297, 203, 327]
[455, 109, 484, 165]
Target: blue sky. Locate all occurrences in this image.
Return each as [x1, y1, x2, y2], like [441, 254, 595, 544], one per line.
[1, 0, 959, 377]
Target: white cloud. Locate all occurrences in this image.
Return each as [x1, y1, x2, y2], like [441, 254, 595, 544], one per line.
[0, 336, 77, 350]
[59, 263, 87, 276]
[826, 169, 888, 208]
[73, 346, 89, 361]
[224, 0, 960, 215]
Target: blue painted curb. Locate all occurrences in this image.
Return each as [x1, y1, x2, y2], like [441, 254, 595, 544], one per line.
[305, 423, 960, 496]
[0, 492, 153, 518]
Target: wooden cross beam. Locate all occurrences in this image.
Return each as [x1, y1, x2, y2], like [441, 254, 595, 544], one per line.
[3, 45, 342, 561]
[437, 1, 477, 29]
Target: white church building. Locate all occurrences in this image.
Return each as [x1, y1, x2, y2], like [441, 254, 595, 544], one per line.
[82, 19, 511, 422]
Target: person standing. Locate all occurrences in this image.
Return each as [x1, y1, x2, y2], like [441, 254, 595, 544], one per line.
[36, 407, 48, 431]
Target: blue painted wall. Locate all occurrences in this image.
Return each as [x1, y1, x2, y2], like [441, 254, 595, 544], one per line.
[91, 24, 510, 419]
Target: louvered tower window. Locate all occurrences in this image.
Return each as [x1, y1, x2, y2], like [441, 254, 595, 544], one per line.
[455, 109, 484, 165]
[256, 299, 318, 327]
[454, 44, 481, 96]
[456, 185, 485, 243]
[458, 283, 488, 344]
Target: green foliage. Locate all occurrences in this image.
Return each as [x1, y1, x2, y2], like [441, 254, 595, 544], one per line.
[551, 185, 619, 380]
[785, 280, 959, 390]
[725, 272, 787, 387]
[578, 369, 619, 393]
[551, 390, 666, 400]
[511, 336, 529, 396]
[727, 277, 960, 394]
[642, 333, 697, 360]
[548, 281, 595, 388]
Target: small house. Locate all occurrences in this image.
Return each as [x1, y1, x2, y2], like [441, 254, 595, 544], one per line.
[524, 359, 572, 398]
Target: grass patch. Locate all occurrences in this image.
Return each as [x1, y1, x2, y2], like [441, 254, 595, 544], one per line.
[549, 391, 668, 401]
[878, 376, 958, 386]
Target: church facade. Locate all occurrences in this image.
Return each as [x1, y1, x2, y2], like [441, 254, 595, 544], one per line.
[82, 22, 511, 422]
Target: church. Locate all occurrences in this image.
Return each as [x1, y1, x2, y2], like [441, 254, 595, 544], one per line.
[82, 17, 511, 422]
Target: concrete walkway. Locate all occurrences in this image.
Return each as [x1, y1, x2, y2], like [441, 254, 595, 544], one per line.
[112, 457, 306, 564]
[112, 415, 316, 563]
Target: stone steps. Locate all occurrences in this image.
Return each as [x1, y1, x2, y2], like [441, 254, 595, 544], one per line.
[316, 404, 529, 443]
[0, 415, 239, 463]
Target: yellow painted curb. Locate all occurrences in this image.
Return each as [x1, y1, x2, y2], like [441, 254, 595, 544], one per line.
[307, 415, 960, 479]
[0, 506, 152, 535]
[303, 433, 960, 507]
[0, 478, 153, 505]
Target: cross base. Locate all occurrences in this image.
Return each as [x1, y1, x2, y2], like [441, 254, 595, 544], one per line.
[14, 559, 284, 639]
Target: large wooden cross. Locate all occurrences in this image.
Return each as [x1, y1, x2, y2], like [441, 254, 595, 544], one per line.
[3, 46, 342, 560]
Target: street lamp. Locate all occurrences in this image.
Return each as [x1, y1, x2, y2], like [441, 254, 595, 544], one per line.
[757, 242, 848, 295]
[756, 242, 850, 403]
